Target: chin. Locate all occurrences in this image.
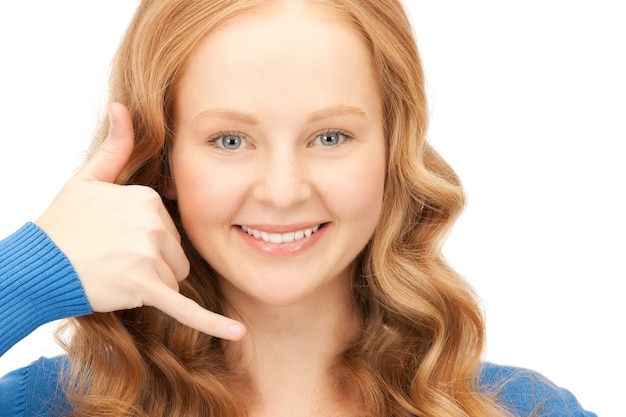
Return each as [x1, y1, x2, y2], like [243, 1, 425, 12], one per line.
[241, 284, 322, 308]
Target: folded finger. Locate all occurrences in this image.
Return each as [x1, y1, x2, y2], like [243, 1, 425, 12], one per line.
[154, 258, 180, 292]
[159, 232, 190, 282]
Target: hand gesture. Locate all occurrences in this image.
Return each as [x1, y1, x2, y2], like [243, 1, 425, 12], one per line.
[36, 103, 245, 340]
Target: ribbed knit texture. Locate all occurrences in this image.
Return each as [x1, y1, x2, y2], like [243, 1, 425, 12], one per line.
[0, 223, 92, 356]
[480, 363, 597, 417]
[0, 356, 73, 417]
[0, 358, 598, 417]
[0, 225, 597, 417]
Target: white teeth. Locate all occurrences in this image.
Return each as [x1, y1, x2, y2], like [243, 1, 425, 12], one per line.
[240, 225, 322, 243]
[281, 232, 295, 243]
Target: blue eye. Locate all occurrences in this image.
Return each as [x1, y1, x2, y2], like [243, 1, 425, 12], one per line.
[314, 130, 351, 147]
[207, 131, 250, 151]
[319, 132, 341, 146]
[221, 134, 242, 150]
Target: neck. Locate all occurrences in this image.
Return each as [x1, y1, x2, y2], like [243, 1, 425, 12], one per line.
[219, 273, 359, 416]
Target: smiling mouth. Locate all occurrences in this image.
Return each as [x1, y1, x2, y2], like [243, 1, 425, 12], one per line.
[239, 224, 323, 244]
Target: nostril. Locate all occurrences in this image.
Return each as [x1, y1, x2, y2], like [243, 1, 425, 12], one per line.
[251, 174, 312, 208]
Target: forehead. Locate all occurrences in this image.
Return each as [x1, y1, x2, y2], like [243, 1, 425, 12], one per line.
[176, 2, 379, 116]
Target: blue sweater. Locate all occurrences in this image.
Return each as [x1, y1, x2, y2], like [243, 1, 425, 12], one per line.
[0, 223, 597, 417]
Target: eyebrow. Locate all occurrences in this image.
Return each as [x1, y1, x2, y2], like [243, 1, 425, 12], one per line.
[306, 105, 367, 122]
[192, 105, 367, 125]
[193, 109, 259, 125]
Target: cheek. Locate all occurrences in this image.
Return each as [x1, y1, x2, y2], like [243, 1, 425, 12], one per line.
[321, 153, 385, 226]
[172, 158, 246, 228]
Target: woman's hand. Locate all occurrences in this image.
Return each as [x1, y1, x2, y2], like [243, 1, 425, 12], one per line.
[36, 103, 245, 340]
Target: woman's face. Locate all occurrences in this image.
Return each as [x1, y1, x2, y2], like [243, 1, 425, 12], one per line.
[168, 3, 385, 307]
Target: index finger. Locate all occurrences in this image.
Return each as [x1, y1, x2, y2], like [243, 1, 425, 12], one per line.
[146, 283, 246, 340]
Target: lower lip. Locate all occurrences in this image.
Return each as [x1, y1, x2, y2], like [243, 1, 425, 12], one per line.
[234, 224, 328, 258]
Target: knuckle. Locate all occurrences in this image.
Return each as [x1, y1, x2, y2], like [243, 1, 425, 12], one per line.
[128, 242, 159, 263]
[166, 274, 181, 292]
[127, 185, 162, 207]
[173, 297, 218, 331]
[129, 294, 145, 309]
[142, 213, 165, 235]
[173, 296, 197, 322]
[143, 187, 165, 208]
[177, 260, 191, 281]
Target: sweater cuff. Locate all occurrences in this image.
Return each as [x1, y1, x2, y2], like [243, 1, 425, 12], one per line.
[0, 223, 92, 355]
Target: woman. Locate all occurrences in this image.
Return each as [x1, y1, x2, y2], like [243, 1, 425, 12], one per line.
[0, 0, 595, 416]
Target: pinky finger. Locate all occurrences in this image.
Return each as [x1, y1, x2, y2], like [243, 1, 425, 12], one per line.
[146, 284, 246, 341]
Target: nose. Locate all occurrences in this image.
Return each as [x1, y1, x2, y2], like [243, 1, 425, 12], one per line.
[252, 148, 312, 209]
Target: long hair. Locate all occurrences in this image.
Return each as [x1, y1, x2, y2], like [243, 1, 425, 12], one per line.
[59, 1, 510, 416]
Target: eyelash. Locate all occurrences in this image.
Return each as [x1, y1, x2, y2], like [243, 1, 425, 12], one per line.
[205, 129, 354, 149]
[310, 129, 354, 147]
[206, 131, 252, 150]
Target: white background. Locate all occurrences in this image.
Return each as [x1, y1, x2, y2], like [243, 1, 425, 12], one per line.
[0, 2, 623, 415]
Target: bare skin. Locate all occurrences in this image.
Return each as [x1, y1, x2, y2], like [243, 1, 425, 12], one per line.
[36, 103, 246, 341]
[38, 1, 383, 415]
[168, 2, 385, 415]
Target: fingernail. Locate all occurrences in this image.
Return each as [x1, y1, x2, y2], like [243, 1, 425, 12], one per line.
[229, 323, 245, 339]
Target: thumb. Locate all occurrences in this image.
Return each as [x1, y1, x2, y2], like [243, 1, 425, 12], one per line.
[77, 102, 135, 183]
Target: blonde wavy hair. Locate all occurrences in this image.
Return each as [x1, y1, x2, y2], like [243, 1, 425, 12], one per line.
[60, 0, 511, 416]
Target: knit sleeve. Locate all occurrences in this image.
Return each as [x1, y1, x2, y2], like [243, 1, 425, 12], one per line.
[0, 223, 92, 356]
[480, 362, 597, 417]
[0, 356, 72, 417]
